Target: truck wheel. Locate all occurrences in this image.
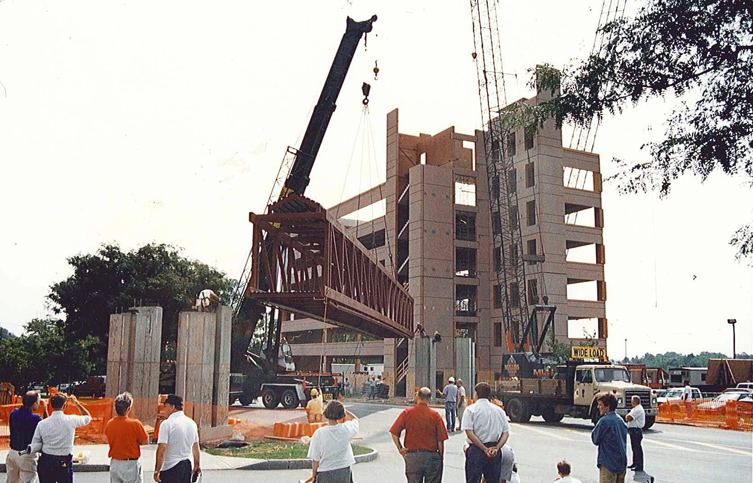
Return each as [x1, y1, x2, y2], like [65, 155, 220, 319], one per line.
[281, 389, 299, 409]
[239, 394, 254, 406]
[644, 415, 656, 430]
[261, 389, 279, 409]
[507, 398, 531, 423]
[542, 408, 564, 423]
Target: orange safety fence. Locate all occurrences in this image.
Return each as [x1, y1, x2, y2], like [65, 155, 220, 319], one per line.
[657, 399, 752, 431]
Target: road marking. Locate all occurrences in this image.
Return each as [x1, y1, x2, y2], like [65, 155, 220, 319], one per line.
[511, 424, 575, 441]
[685, 441, 752, 456]
[643, 438, 700, 452]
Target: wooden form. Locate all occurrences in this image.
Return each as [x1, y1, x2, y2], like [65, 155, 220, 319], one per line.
[246, 194, 413, 339]
[105, 307, 162, 424]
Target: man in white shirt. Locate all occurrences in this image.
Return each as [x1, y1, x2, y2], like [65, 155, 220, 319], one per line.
[680, 380, 694, 419]
[461, 382, 511, 483]
[625, 395, 646, 472]
[456, 379, 467, 431]
[154, 395, 200, 483]
[30, 393, 91, 483]
[554, 460, 582, 483]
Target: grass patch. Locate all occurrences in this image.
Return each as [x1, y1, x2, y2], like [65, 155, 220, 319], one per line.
[203, 441, 372, 459]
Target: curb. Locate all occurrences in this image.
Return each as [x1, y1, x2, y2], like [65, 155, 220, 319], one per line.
[238, 448, 378, 470]
[0, 449, 379, 473]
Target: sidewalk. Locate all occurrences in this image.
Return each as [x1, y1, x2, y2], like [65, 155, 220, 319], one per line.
[0, 444, 263, 472]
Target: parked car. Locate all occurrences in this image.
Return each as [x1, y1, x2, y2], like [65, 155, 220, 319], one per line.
[658, 387, 702, 409]
[696, 390, 753, 414]
[71, 376, 106, 398]
[735, 382, 753, 391]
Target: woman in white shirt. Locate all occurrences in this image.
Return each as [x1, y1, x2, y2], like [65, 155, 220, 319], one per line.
[306, 400, 359, 483]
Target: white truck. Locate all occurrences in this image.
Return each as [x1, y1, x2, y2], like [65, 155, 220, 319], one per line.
[496, 356, 658, 429]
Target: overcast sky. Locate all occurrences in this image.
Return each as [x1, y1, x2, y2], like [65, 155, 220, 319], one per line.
[0, 0, 750, 359]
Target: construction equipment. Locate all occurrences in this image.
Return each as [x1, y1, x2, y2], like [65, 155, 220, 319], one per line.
[469, 0, 550, 352]
[233, 15, 378, 408]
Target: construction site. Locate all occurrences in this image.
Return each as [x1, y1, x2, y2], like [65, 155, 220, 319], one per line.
[1, 2, 752, 481]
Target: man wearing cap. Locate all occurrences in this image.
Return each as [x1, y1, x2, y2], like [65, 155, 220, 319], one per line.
[30, 393, 91, 483]
[441, 377, 459, 432]
[154, 395, 200, 483]
[390, 387, 449, 483]
[7, 391, 48, 483]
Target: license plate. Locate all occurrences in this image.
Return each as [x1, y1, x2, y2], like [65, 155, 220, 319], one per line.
[322, 393, 333, 401]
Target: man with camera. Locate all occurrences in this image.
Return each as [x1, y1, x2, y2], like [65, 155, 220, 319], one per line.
[7, 391, 48, 483]
[29, 393, 92, 483]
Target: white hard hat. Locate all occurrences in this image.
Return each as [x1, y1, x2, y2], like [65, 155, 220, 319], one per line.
[448, 377, 455, 383]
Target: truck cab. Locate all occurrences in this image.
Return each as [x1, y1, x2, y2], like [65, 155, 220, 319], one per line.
[572, 364, 658, 426]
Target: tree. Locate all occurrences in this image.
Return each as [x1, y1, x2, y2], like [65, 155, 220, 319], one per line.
[48, 243, 236, 372]
[0, 319, 98, 390]
[506, 0, 753, 260]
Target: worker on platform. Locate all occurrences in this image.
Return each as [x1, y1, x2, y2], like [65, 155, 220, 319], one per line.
[306, 389, 324, 423]
[195, 289, 221, 312]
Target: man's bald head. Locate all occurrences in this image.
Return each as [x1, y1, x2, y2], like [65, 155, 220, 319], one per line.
[417, 387, 432, 402]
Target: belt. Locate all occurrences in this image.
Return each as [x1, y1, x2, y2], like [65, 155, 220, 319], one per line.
[113, 458, 140, 461]
[41, 453, 72, 460]
[406, 449, 439, 454]
[628, 427, 643, 431]
[483, 442, 499, 448]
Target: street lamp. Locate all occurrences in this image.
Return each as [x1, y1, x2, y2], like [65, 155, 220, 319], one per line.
[727, 319, 737, 359]
[625, 338, 628, 361]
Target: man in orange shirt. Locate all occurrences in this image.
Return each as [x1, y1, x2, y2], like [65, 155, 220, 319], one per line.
[105, 392, 149, 483]
[390, 387, 449, 483]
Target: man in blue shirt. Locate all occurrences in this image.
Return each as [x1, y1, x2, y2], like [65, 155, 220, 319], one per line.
[591, 392, 627, 483]
[441, 377, 459, 432]
[7, 391, 48, 483]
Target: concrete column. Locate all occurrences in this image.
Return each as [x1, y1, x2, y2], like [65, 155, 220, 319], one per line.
[211, 306, 231, 428]
[177, 307, 233, 442]
[176, 311, 216, 430]
[106, 307, 162, 424]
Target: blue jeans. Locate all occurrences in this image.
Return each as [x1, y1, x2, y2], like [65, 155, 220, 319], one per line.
[445, 401, 457, 430]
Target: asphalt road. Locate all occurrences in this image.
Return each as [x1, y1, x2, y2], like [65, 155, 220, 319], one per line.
[6, 401, 751, 483]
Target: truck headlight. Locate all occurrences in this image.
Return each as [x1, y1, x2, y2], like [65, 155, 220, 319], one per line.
[618, 397, 623, 407]
[652, 398, 657, 406]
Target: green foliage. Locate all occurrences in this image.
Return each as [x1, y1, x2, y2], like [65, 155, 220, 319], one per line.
[47, 243, 236, 372]
[623, 351, 752, 371]
[0, 319, 98, 389]
[0, 326, 15, 340]
[512, 0, 753, 261]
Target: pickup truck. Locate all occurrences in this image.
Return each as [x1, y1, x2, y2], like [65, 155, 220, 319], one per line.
[71, 376, 106, 398]
[495, 360, 658, 429]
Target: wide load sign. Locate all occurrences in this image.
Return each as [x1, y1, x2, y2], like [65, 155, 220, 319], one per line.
[571, 346, 608, 361]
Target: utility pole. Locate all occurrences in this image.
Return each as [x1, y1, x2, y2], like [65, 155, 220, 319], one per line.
[624, 338, 628, 361]
[727, 319, 737, 359]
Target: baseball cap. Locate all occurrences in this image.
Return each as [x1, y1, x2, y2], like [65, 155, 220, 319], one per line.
[448, 377, 455, 383]
[310, 389, 319, 396]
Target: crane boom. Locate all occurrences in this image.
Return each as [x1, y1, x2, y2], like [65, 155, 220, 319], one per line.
[236, 15, 377, 387]
[282, 15, 377, 197]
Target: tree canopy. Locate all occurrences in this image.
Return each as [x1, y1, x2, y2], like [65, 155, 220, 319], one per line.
[48, 243, 236, 371]
[621, 351, 752, 371]
[0, 319, 98, 390]
[507, 0, 752, 260]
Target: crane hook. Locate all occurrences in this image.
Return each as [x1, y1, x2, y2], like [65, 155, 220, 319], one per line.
[362, 82, 371, 105]
[373, 60, 379, 80]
